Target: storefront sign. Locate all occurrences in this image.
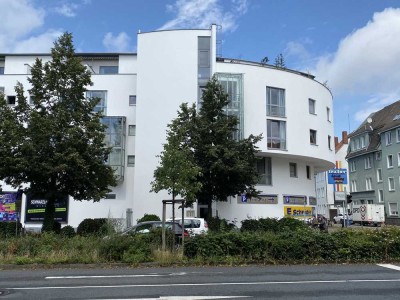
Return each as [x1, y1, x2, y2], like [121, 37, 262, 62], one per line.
[0, 193, 17, 221]
[284, 205, 314, 218]
[283, 195, 307, 205]
[25, 195, 69, 223]
[237, 194, 278, 204]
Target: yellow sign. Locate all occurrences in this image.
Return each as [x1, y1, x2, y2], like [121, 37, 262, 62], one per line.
[284, 205, 313, 218]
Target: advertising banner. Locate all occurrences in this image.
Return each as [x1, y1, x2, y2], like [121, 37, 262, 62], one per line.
[328, 168, 348, 184]
[284, 205, 314, 218]
[25, 195, 69, 223]
[0, 193, 17, 221]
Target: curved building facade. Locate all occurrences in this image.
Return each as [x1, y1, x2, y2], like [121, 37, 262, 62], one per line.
[0, 25, 334, 229]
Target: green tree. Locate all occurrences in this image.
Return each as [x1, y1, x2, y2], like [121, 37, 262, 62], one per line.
[152, 76, 261, 220]
[261, 56, 269, 64]
[275, 53, 286, 68]
[0, 33, 117, 232]
[151, 103, 202, 222]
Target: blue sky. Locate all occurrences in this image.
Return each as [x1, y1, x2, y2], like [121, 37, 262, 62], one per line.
[1, 0, 400, 138]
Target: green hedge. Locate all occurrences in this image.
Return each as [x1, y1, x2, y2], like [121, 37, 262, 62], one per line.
[240, 217, 308, 233]
[76, 218, 108, 236]
[184, 227, 400, 264]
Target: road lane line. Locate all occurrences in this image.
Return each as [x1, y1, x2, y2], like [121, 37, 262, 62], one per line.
[7, 278, 400, 290]
[377, 264, 400, 271]
[46, 274, 168, 279]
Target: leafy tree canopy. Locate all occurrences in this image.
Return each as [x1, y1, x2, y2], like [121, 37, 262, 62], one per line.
[0, 33, 117, 230]
[152, 76, 262, 218]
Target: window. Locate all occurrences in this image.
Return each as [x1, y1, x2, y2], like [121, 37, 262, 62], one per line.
[266, 87, 285, 117]
[289, 162, 297, 177]
[256, 157, 272, 185]
[389, 203, 398, 216]
[127, 155, 135, 167]
[378, 190, 384, 203]
[388, 177, 395, 191]
[386, 131, 392, 145]
[364, 156, 372, 169]
[267, 119, 286, 149]
[377, 168, 383, 182]
[128, 125, 136, 136]
[198, 50, 210, 67]
[376, 151, 382, 160]
[7, 96, 16, 105]
[398, 153, 400, 167]
[388, 155, 393, 168]
[350, 161, 356, 172]
[328, 135, 332, 150]
[309, 99, 316, 114]
[365, 177, 372, 191]
[351, 180, 357, 192]
[0, 67, 4, 74]
[360, 135, 365, 148]
[129, 95, 136, 106]
[306, 165, 311, 179]
[310, 129, 317, 145]
[327, 107, 330, 121]
[99, 66, 118, 74]
[397, 128, 400, 143]
[86, 91, 107, 114]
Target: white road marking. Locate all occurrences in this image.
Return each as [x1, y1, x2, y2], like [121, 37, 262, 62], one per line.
[92, 297, 248, 300]
[7, 278, 400, 290]
[377, 264, 400, 271]
[46, 273, 186, 280]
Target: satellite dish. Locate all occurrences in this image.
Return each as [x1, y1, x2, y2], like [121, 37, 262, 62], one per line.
[367, 117, 373, 124]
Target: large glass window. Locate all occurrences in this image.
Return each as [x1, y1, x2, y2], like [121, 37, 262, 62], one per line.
[99, 66, 118, 74]
[267, 119, 286, 149]
[87, 91, 107, 115]
[256, 157, 272, 185]
[266, 87, 285, 117]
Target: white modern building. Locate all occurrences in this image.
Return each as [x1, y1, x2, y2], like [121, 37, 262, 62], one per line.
[0, 25, 335, 229]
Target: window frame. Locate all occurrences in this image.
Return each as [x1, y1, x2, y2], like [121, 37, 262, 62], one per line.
[365, 177, 372, 191]
[306, 165, 311, 180]
[377, 168, 383, 182]
[388, 177, 395, 191]
[128, 125, 136, 136]
[127, 155, 135, 167]
[7, 95, 16, 105]
[86, 90, 107, 115]
[308, 98, 316, 115]
[289, 162, 297, 178]
[364, 156, 372, 169]
[397, 128, 400, 143]
[266, 87, 285, 117]
[389, 202, 399, 216]
[267, 119, 286, 150]
[388, 154, 393, 168]
[310, 129, 317, 145]
[378, 189, 384, 203]
[386, 131, 392, 145]
[326, 107, 331, 121]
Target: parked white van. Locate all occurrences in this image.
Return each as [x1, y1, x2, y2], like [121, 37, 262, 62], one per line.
[166, 217, 208, 236]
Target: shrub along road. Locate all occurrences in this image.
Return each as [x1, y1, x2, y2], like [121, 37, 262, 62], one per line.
[1, 264, 400, 299]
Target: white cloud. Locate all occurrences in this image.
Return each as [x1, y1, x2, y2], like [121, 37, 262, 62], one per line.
[13, 30, 63, 53]
[54, 3, 79, 17]
[102, 32, 131, 52]
[314, 8, 400, 95]
[0, 0, 45, 51]
[159, 0, 249, 33]
[354, 91, 400, 122]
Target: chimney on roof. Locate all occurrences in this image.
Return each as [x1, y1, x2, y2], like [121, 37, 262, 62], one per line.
[334, 136, 339, 147]
[342, 131, 348, 144]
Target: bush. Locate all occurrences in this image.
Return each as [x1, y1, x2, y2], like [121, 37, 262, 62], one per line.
[207, 217, 236, 232]
[137, 214, 160, 223]
[77, 218, 107, 236]
[240, 217, 307, 233]
[60, 225, 76, 238]
[0, 222, 22, 238]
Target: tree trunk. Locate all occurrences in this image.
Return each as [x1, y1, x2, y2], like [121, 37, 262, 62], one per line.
[172, 191, 175, 250]
[42, 197, 56, 233]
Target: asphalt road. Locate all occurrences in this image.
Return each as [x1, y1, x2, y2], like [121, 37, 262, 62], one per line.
[1, 264, 400, 299]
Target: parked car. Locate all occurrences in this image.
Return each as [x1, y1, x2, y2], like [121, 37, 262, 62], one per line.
[166, 217, 208, 236]
[122, 221, 189, 238]
[333, 214, 353, 224]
